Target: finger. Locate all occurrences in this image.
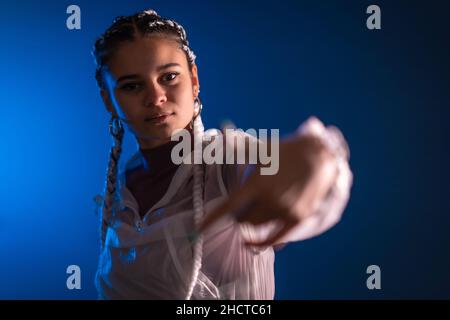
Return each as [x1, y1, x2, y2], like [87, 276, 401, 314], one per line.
[297, 116, 326, 136]
[244, 218, 298, 248]
[198, 184, 257, 233]
[220, 119, 236, 131]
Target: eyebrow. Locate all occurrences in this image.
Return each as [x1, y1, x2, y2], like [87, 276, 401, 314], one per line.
[157, 63, 181, 71]
[116, 63, 182, 83]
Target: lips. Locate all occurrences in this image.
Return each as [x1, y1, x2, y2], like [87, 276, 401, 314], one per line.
[145, 112, 173, 121]
[145, 112, 174, 124]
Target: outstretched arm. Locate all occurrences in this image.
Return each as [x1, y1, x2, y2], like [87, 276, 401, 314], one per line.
[199, 117, 353, 248]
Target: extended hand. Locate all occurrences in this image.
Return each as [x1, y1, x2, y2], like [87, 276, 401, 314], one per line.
[198, 119, 338, 247]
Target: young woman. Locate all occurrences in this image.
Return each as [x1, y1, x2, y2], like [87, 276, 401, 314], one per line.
[93, 9, 353, 300]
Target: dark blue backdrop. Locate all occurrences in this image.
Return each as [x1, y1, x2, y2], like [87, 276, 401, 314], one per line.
[1, 0, 449, 299]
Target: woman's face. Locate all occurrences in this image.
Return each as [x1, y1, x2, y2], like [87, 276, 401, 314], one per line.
[101, 35, 199, 149]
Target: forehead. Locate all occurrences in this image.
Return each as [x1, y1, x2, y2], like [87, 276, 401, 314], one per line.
[106, 36, 189, 77]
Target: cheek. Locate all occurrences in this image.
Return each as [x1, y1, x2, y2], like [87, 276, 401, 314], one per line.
[115, 94, 142, 119]
[169, 86, 195, 116]
[174, 98, 194, 125]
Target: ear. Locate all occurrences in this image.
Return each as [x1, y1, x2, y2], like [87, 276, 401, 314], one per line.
[190, 64, 200, 97]
[100, 89, 116, 116]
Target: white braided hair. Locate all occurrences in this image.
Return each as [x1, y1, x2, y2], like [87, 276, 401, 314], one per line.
[185, 99, 205, 300]
[95, 116, 125, 251]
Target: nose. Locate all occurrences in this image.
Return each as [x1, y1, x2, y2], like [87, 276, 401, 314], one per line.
[143, 82, 167, 109]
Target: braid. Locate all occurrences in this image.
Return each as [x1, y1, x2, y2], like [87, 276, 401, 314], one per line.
[93, 9, 197, 90]
[99, 116, 125, 250]
[185, 100, 207, 300]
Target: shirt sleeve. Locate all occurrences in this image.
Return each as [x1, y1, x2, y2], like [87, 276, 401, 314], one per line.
[220, 117, 353, 248]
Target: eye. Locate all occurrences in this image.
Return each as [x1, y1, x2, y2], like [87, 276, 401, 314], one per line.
[162, 72, 179, 82]
[120, 82, 143, 92]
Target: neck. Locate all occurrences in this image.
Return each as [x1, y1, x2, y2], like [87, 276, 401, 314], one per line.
[138, 127, 196, 173]
[139, 140, 179, 174]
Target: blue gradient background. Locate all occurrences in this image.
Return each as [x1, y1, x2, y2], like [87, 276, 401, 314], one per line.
[1, 0, 449, 299]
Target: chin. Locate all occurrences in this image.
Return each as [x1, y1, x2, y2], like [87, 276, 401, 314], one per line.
[155, 128, 175, 140]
